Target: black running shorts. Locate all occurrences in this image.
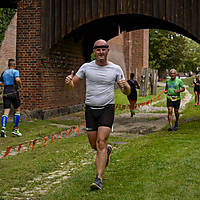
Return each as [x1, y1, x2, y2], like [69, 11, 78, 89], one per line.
[85, 104, 115, 131]
[194, 86, 200, 93]
[3, 91, 21, 109]
[167, 98, 180, 109]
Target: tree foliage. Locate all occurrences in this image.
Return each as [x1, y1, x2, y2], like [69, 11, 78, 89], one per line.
[0, 8, 16, 46]
[149, 29, 200, 76]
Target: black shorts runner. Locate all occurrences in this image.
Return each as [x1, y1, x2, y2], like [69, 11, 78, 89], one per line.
[194, 86, 200, 93]
[3, 91, 21, 109]
[167, 98, 180, 109]
[85, 104, 115, 131]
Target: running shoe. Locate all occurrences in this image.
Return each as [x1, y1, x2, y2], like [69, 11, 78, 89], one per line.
[1, 128, 6, 138]
[12, 128, 22, 137]
[105, 144, 112, 168]
[168, 127, 173, 131]
[90, 176, 102, 190]
[173, 126, 178, 131]
[131, 110, 135, 117]
[173, 123, 178, 131]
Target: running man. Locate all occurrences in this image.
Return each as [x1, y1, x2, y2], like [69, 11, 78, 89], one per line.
[127, 73, 140, 117]
[164, 69, 185, 131]
[65, 39, 131, 190]
[193, 74, 200, 106]
[0, 59, 22, 137]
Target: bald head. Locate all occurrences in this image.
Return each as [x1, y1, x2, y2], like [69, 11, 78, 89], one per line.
[93, 39, 109, 49]
[93, 39, 109, 66]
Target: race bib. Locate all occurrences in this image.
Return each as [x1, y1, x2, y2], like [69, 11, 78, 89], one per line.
[170, 96, 178, 101]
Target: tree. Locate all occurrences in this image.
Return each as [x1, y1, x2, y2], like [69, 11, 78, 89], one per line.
[181, 38, 200, 73]
[149, 29, 200, 77]
[0, 8, 16, 46]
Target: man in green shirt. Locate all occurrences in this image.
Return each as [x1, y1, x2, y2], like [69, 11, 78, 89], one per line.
[164, 69, 185, 131]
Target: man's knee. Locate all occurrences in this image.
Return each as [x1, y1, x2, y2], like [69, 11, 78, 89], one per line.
[97, 139, 107, 151]
[3, 108, 10, 116]
[168, 108, 173, 115]
[174, 109, 179, 115]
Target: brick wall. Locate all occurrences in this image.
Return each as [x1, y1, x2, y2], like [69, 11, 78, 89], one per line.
[130, 29, 149, 82]
[17, 0, 85, 119]
[17, 0, 43, 117]
[40, 38, 85, 119]
[13, 1, 148, 119]
[108, 30, 149, 82]
[108, 34, 127, 77]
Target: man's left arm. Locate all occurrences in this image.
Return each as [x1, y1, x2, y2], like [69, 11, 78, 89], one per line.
[14, 70, 22, 88]
[135, 80, 140, 89]
[15, 77, 22, 88]
[118, 79, 131, 96]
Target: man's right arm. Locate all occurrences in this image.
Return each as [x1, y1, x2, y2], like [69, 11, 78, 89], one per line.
[164, 83, 168, 94]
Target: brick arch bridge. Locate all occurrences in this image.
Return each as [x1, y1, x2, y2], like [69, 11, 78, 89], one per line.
[3, 0, 200, 119]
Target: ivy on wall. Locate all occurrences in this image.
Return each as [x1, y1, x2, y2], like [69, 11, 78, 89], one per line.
[0, 8, 16, 47]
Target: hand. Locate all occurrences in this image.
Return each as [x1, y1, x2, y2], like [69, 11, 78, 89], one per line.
[174, 89, 179, 93]
[65, 71, 74, 86]
[118, 74, 125, 92]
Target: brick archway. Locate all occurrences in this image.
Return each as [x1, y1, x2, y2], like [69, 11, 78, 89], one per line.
[5, 0, 199, 118]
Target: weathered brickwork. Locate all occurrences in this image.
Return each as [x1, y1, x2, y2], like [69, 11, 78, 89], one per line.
[108, 33, 127, 77]
[108, 30, 149, 82]
[17, 0, 43, 113]
[1, 1, 148, 119]
[17, 0, 85, 119]
[40, 38, 85, 115]
[130, 30, 149, 82]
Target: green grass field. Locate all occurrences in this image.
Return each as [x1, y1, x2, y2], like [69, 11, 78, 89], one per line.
[1, 78, 200, 200]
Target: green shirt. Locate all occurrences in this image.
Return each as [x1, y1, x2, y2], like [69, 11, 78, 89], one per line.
[166, 77, 184, 100]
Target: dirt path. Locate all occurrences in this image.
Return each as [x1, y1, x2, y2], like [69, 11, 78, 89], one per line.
[111, 86, 193, 137]
[51, 85, 193, 138]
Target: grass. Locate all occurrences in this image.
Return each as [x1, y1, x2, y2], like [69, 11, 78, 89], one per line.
[115, 85, 165, 114]
[1, 78, 200, 199]
[0, 117, 83, 152]
[42, 111, 200, 200]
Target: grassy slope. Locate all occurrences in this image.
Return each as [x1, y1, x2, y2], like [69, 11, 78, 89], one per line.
[1, 78, 200, 199]
[43, 114, 200, 200]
